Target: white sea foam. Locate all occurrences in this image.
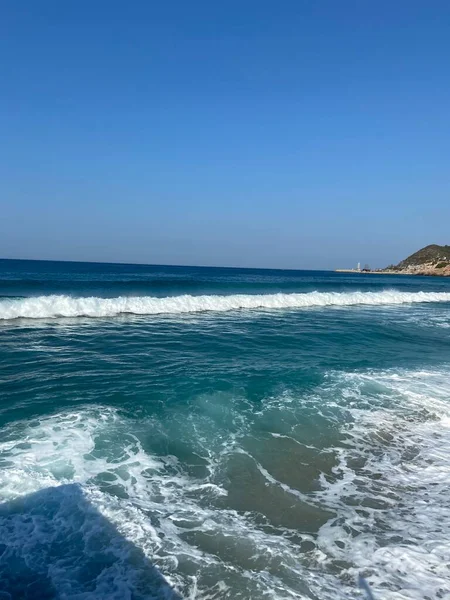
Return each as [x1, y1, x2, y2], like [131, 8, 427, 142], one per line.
[315, 369, 450, 599]
[1, 290, 450, 319]
[0, 406, 332, 599]
[2, 370, 450, 598]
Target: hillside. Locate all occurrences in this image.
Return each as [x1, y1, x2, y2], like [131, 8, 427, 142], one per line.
[387, 244, 450, 276]
[397, 244, 450, 268]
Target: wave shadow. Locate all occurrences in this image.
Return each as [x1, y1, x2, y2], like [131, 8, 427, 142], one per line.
[0, 484, 182, 599]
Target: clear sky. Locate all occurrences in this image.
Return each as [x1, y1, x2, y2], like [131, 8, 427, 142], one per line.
[1, 1, 450, 269]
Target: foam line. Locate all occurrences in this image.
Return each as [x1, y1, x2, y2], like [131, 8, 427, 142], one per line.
[1, 290, 450, 319]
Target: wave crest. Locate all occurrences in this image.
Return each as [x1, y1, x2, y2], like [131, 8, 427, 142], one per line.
[1, 290, 450, 319]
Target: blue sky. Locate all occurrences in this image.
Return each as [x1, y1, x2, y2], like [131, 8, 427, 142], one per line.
[1, 1, 450, 269]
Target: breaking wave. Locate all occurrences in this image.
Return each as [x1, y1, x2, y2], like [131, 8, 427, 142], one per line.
[1, 290, 450, 320]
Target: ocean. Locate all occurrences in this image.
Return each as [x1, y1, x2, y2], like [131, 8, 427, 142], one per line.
[1, 259, 450, 600]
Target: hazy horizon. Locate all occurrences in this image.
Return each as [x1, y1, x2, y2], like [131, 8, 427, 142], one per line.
[0, 245, 435, 272]
[0, 254, 364, 272]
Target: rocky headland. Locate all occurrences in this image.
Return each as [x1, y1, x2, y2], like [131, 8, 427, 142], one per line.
[382, 244, 450, 276]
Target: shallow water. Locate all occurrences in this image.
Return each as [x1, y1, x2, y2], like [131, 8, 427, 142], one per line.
[1, 259, 450, 599]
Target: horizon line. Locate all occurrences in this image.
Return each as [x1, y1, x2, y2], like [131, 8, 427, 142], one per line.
[0, 256, 337, 273]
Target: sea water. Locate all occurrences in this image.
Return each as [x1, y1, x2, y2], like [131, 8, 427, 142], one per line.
[1, 259, 450, 599]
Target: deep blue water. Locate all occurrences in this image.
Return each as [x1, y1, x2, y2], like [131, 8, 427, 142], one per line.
[1, 259, 450, 599]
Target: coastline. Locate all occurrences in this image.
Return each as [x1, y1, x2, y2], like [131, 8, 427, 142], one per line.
[335, 269, 450, 277]
[336, 245, 450, 277]
[335, 269, 401, 275]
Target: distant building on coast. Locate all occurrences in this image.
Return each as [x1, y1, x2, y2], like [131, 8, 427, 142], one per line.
[335, 261, 371, 273]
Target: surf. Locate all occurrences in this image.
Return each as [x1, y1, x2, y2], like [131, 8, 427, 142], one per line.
[2, 289, 450, 319]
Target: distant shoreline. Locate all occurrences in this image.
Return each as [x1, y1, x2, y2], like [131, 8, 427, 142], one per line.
[335, 269, 402, 275]
[335, 269, 450, 277]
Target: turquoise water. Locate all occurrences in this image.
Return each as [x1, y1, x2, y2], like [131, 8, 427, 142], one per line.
[1, 259, 450, 599]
